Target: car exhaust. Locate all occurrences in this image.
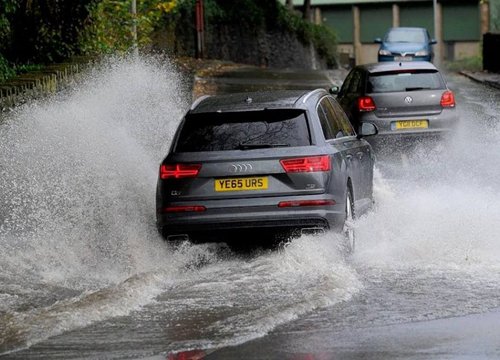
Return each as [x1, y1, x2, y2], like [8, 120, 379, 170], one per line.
[167, 234, 190, 242]
[300, 227, 325, 236]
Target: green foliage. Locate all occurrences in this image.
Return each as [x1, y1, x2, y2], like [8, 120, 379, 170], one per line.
[0, 0, 19, 53]
[80, 0, 178, 55]
[165, 0, 337, 66]
[0, 0, 93, 64]
[276, 4, 338, 67]
[444, 55, 483, 72]
[0, 54, 15, 81]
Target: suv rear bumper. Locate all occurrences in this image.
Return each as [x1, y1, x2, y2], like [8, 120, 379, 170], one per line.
[156, 202, 345, 242]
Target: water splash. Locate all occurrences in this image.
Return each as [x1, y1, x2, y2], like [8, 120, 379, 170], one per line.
[0, 55, 188, 289]
[354, 75, 500, 270]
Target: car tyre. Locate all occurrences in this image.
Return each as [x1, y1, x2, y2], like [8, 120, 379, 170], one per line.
[343, 186, 355, 254]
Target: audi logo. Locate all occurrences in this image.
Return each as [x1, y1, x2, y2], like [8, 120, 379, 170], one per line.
[230, 163, 253, 172]
[404, 96, 413, 104]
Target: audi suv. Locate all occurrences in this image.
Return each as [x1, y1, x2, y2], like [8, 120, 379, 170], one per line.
[156, 89, 377, 250]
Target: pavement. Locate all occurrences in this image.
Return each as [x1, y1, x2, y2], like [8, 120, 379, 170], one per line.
[460, 70, 500, 90]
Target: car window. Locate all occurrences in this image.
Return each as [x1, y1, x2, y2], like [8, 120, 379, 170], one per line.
[317, 103, 334, 140]
[368, 70, 445, 93]
[348, 70, 363, 94]
[328, 97, 355, 136]
[319, 97, 351, 139]
[385, 29, 426, 43]
[339, 70, 353, 95]
[175, 109, 311, 152]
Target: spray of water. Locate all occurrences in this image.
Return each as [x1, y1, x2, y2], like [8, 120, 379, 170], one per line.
[2, 62, 498, 357]
[0, 56, 362, 355]
[0, 56, 189, 288]
[354, 75, 500, 271]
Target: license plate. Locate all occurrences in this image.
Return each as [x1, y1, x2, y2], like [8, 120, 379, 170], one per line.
[394, 56, 413, 61]
[394, 120, 428, 130]
[215, 177, 268, 192]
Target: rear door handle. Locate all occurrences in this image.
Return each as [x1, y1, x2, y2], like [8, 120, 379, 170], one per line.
[345, 154, 353, 161]
[357, 151, 364, 160]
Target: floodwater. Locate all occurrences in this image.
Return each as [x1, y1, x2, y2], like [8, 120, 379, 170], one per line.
[1, 57, 500, 359]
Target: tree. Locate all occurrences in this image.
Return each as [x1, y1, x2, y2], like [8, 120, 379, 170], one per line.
[8, 0, 93, 63]
[302, 0, 311, 21]
[285, 0, 293, 10]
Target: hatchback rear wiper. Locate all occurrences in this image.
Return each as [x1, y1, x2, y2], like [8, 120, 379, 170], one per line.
[405, 87, 431, 91]
[237, 143, 290, 150]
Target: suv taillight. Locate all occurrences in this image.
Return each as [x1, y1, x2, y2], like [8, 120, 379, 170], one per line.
[160, 164, 201, 179]
[280, 155, 331, 173]
[357, 96, 376, 112]
[440, 90, 455, 108]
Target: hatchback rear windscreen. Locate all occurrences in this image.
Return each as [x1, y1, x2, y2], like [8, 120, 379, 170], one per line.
[368, 70, 445, 93]
[175, 109, 311, 152]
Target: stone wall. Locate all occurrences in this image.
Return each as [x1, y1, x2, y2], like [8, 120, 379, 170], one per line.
[205, 27, 327, 70]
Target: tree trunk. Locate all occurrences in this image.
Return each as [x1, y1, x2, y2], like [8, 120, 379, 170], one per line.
[303, 0, 311, 21]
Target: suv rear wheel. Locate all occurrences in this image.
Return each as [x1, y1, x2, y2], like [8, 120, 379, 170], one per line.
[343, 187, 355, 254]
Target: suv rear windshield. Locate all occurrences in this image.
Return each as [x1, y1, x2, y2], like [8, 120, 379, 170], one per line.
[175, 109, 311, 152]
[368, 70, 445, 93]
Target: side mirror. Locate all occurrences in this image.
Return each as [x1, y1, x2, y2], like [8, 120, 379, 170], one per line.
[374, 38, 382, 44]
[430, 39, 437, 45]
[329, 86, 340, 95]
[357, 122, 378, 139]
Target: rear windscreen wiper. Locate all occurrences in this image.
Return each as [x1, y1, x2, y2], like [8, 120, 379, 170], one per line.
[237, 143, 290, 150]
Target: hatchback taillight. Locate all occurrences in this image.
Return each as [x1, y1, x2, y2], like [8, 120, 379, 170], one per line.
[160, 164, 201, 179]
[358, 96, 376, 112]
[280, 155, 331, 173]
[440, 90, 455, 108]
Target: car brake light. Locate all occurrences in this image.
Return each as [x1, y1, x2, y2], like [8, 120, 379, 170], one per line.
[278, 200, 335, 208]
[160, 205, 206, 213]
[160, 164, 201, 179]
[440, 90, 455, 108]
[280, 155, 331, 173]
[358, 96, 376, 112]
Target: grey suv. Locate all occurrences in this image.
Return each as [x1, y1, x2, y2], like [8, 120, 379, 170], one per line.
[156, 89, 377, 250]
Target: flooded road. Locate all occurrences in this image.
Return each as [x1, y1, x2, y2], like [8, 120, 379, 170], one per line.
[1, 57, 500, 359]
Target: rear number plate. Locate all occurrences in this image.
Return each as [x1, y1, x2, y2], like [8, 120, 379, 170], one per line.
[215, 177, 268, 192]
[394, 120, 428, 130]
[394, 56, 413, 61]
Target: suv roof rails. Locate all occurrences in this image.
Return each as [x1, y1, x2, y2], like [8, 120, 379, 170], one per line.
[190, 95, 212, 110]
[302, 88, 325, 104]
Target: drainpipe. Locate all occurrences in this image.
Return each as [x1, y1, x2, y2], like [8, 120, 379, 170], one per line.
[195, 0, 205, 59]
